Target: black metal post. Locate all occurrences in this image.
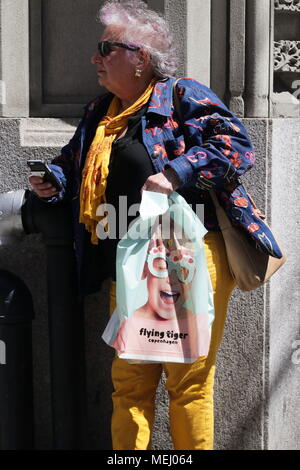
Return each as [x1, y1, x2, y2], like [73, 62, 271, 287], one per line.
[22, 192, 87, 449]
[0, 270, 34, 449]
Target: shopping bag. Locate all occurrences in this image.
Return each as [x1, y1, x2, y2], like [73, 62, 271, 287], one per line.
[102, 191, 214, 363]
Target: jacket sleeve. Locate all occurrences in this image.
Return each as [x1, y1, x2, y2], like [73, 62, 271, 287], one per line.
[47, 114, 86, 202]
[48, 93, 112, 202]
[166, 79, 255, 190]
[29, 114, 86, 204]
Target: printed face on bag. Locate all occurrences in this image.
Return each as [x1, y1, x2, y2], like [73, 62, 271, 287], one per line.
[141, 245, 196, 320]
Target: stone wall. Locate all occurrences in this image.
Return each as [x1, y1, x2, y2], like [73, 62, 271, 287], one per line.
[0, 0, 300, 450]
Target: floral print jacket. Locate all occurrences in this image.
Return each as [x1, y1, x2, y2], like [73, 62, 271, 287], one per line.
[49, 77, 283, 278]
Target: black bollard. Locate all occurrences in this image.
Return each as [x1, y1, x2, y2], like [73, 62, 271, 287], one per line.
[0, 270, 34, 450]
[22, 192, 87, 449]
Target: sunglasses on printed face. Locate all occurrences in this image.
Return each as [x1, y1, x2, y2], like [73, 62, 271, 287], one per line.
[97, 41, 140, 57]
[147, 250, 195, 284]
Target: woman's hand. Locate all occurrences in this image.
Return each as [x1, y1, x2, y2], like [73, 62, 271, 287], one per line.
[29, 176, 59, 198]
[141, 168, 180, 195]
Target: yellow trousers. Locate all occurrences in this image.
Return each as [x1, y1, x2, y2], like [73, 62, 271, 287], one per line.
[109, 231, 235, 450]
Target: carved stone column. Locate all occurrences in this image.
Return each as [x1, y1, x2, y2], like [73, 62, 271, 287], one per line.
[210, 0, 228, 102]
[228, 0, 246, 117]
[272, 0, 300, 116]
[274, 0, 300, 12]
[244, 0, 272, 117]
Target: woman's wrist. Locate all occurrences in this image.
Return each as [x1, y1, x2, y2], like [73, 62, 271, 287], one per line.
[141, 169, 180, 194]
[163, 167, 180, 191]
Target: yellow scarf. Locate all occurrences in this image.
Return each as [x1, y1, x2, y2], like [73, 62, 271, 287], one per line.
[80, 80, 156, 244]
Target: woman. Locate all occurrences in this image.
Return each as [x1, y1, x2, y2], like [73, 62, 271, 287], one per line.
[29, 0, 276, 450]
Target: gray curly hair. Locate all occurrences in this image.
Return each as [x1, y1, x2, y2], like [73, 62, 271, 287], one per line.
[98, 0, 177, 78]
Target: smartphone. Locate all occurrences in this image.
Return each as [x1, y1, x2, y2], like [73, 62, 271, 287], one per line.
[27, 160, 63, 191]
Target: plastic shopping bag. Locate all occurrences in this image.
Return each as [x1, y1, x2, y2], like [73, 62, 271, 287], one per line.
[102, 191, 214, 363]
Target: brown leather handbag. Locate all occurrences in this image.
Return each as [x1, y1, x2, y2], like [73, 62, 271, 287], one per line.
[209, 190, 287, 291]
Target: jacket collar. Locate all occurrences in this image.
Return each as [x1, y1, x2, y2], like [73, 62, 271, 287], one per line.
[147, 77, 176, 117]
[90, 77, 176, 119]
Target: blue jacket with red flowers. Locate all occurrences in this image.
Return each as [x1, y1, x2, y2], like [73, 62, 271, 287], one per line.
[48, 77, 282, 283]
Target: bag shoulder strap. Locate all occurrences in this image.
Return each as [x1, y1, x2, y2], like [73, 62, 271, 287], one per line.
[172, 78, 183, 126]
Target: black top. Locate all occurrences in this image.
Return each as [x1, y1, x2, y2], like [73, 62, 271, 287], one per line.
[82, 106, 153, 290]
[105, 104, 154, 228]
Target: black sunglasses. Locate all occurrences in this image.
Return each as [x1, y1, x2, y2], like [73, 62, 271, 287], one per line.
[97, 41, 140, 57]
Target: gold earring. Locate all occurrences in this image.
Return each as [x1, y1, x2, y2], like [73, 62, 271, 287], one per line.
[135, 68, 142, 78]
